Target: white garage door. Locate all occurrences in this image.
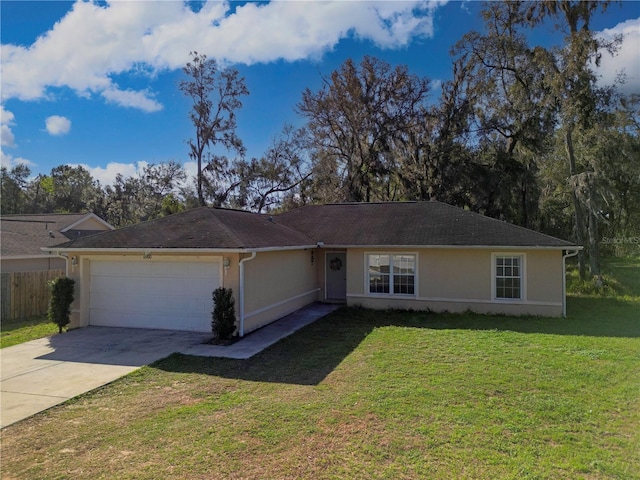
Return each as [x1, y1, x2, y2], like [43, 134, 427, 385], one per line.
[90, 259, 221, 332]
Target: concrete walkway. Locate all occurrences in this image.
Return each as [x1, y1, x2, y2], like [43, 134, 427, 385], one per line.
[184, 302, 340, 359]
[0, 302, 339, 428]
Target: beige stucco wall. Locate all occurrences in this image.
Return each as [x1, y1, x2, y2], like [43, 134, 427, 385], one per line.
[242, 249, 320, 333]
[1, 256, 66, 274]
[346, 248, 564, 317]
[63, 246, 564, 332]
[526, 250, 564, 304]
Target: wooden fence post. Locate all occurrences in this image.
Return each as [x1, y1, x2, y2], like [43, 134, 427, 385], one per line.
[1, 273, 10, 320]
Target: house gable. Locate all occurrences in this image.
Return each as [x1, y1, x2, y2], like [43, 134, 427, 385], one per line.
[61, 213, 114, 233]
[1, 213, 113, 259]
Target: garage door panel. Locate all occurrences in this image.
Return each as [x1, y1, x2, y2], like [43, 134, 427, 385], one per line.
[89, 259, 221, 332]
[144, 276, 176, 292]
[185, 262, 217, 278]
[130, 295, 178, 314]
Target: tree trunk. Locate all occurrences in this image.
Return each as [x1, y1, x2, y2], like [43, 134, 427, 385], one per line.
[197, 156, 205, 207]
[521, 181, 528, 229]
[564, 128, 587, 279]
[588, 208, 602, 288]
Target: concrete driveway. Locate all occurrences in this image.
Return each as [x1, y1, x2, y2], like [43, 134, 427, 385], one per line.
[1, 304, 339, 429]
[0, 327, 210, 428]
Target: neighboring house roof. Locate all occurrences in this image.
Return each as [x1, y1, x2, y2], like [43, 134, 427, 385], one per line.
[275, 202, 576, 248]
[1, 213, 113, 258]
[51, 207, 316, 250]
[47, 202, 577, 252]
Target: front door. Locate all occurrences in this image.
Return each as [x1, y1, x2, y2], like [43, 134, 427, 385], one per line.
[325, 252, 347, 301]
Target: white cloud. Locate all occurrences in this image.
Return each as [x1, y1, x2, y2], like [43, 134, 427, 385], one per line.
[45, 115, 72, 136]
[1, 105, 16, 147]
[193, 1, 444, 64]
[597, 17, 640, 96]
[70, 161, 148, 186]
[1, 0, 445, 111]
[101, 87, 162, 112]
[1, 150, 34, 170]
[0, 125, 15, 148]
[430, 79, 443, 93]
[183, 161, 198, 183]
[69, 160, 198, 188]
[0, 105, 33, 169]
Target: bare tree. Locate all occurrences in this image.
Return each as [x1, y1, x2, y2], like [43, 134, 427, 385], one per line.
[180, 51, 249, 206]
[236, 125, 311, 213]
[298, 56, 430, 202]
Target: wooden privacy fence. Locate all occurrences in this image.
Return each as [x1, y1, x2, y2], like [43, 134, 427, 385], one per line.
[1, 270, 65, 320]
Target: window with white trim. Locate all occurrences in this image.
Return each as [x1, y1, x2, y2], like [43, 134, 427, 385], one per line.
[368, 254, 416, 295]
[495, 255, 523, 299]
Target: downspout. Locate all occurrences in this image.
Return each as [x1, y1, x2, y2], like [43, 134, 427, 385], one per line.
[238, 251, 257, 337]
[562, 249, 580, 318]
[54, 252, 69, 277]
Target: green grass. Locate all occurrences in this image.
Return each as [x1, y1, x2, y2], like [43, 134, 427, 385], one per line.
[0, 315, 57, 348]
[1, 259, 639, 479]
[567, 256, 640, 299]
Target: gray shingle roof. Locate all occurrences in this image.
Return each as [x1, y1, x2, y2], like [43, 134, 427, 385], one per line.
[48, 202, 577, 251]
[275, 202, 576, 248]
[1, 213, 106, 257]
[53, 207, 315, 250]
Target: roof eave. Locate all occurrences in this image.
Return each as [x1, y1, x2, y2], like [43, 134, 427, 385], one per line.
[1, 254, 60, 260]
[42, 245, 319, 254]
[310, 244, 582, 250]
[43, 244, 581, 254]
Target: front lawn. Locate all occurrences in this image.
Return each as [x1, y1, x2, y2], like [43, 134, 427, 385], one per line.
[2, 260, 639, 479]
[0, 315, 57, 349]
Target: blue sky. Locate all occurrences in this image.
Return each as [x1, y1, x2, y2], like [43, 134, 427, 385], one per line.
[1, 1, 639, 186]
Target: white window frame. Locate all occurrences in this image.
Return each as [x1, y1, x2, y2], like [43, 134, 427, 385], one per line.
[365, 252, 418, 297]
[491, 253, 527, 301]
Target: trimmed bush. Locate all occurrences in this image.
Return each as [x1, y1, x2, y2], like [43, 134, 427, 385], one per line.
[48, 277, 75, 333]
[211, 287, 236, 340]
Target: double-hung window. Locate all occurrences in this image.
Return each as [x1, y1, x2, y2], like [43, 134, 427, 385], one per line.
[368, 254, 416, 295]
[494, 254, 524, 300]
